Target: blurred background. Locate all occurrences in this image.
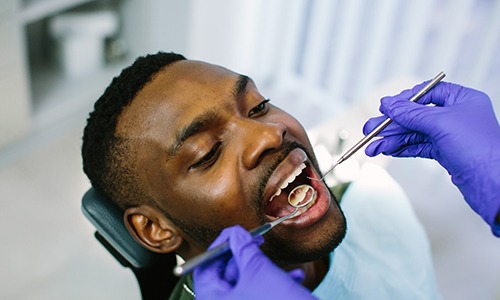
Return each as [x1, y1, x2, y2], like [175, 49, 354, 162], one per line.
[1, 0, 500, 299]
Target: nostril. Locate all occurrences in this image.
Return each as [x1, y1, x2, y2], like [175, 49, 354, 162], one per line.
[242, 121, 286, 168]
[257, 148, 279, 164]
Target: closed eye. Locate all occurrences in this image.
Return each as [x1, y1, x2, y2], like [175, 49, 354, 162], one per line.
[248, 99, 270, 117]
[190, 141, 222, 170]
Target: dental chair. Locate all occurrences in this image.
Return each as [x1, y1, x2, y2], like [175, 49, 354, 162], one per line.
[82, 188, 179, 300]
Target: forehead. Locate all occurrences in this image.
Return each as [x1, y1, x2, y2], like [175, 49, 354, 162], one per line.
[115, 60, 242, 140]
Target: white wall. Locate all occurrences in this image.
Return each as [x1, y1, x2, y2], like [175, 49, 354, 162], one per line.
[0, 0, 31, 148]
[184, 0, 500, 128]
[121, 0, 191, 58]
[185, 0, 264, 76]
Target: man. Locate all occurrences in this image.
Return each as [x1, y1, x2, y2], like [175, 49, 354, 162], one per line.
[82, 52, 439, 299]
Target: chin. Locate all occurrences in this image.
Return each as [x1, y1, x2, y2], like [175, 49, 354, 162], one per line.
[262, 205, 347, 265]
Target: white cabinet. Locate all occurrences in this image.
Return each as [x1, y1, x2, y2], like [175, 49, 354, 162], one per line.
[21, 0, 128, 131]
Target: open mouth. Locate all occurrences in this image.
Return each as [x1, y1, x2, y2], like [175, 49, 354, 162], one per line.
[263, 163, 319, 219]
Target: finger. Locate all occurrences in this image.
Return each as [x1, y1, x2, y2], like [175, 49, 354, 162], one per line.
[288, 269, 305, 283]
[227, 226, 259, 261]
[366, 140, 427, 158]
[208, 226, 236, 250]
[362, 116, 411, 136]
[228, 227, 273, 277]
[193, 255, 232, 293]
[406, 81, 468, 107]
[227, 225, 264, 247]
[365, 139, 387, 156]
[218, 225, 265, 282]
[365, 133, 429, 157]
[389, 143, 433, 159]
[217, 226, 254, 284]
[222, 257, 239, 285]
[363, 116, 386, 135]
[385, 81, 466, 108]
[382, 81, 431, 106]
[193, 258, 225, 280]
[379, 97, 442, 135]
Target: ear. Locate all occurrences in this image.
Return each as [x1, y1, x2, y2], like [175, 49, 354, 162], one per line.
[124, 205, 183, 254]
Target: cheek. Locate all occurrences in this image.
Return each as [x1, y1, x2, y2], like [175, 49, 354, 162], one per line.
[168, 168, 254, 226]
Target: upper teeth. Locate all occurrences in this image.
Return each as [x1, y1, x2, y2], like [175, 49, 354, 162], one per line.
[270, 163, 306, 201]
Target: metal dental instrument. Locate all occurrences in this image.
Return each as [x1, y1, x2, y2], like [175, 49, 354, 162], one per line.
[172, 185, 317, 277]
[311, 71, 446, 182]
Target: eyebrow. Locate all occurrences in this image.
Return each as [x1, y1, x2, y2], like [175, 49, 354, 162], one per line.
[234, 74, 250, 99]
[168, 74, 250, 156]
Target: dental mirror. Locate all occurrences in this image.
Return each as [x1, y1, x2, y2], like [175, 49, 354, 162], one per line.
[172, 184, 317, 277]
[288, 184, 316, 208]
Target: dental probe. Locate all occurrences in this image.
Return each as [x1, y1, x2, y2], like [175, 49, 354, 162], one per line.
[312, 71, 446, 181]
[172, 185, 316, 277]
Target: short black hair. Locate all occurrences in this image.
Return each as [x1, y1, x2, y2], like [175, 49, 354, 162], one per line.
[82, 52, 186, 209]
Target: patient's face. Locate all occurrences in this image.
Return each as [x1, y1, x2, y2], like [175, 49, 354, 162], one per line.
[116, 60, 346, 264]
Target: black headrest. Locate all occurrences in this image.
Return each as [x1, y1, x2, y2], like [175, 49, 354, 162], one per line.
[81, 188, 169, 269]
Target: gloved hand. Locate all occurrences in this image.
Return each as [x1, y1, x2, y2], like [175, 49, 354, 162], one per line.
[193, 225, 317, 300]
[363, 81, 500, 236]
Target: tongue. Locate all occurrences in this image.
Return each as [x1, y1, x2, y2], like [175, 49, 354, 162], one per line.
[264, 194, 296, 218]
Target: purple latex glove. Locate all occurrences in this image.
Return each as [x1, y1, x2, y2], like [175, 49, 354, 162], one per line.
[193, 225, 317, 300]
[363, 81, 500, 236]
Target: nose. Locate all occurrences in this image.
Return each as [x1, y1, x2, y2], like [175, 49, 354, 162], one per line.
[240, 119, 286, 169]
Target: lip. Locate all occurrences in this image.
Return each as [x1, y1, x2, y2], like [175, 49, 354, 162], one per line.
[262, 148, 331, 228]
[262, 148, 308, 205]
